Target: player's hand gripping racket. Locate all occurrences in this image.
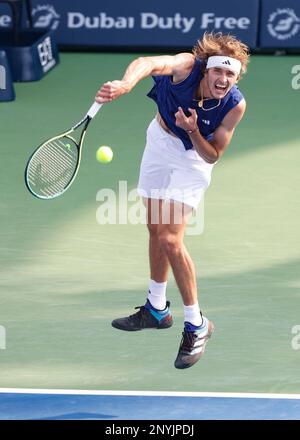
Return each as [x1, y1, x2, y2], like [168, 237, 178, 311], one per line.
[25, 102, 102, 199]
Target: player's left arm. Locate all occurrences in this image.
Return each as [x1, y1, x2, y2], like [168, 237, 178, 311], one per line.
[177, 99, 246, 164]
[209, 99, 246, 162]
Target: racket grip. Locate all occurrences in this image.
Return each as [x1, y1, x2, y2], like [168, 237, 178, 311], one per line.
[87, 102, 103, 119]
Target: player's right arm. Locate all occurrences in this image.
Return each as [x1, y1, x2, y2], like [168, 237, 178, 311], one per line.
[95, 53, 195, 103]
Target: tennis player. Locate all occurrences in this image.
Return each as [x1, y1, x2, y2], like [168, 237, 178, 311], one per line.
[96, 32, 250, 369]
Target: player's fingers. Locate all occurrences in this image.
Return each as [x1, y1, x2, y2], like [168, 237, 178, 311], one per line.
[177, 106, 185, 115]
[95, 91, 113, 103]
[95, 82, 116, 101]
[175, 107, 185, 118]
[175, 115, 185, 128]
[174, 112, 183, 124]
[98, 81, 126, 101]
[188, 108, 197, 116]
[188, 108, 198, 124]
[95, 96, 112, 103]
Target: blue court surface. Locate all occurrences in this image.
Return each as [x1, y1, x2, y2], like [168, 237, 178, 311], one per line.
[0, 389, 299, 420]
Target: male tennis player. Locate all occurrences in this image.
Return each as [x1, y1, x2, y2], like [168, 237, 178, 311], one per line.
[96, 32, 250, 369]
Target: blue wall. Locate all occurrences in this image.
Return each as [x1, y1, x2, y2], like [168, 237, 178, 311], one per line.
[0, 0, 299, 50]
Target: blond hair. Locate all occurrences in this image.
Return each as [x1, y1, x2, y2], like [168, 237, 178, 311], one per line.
[193, 32, 250, 78]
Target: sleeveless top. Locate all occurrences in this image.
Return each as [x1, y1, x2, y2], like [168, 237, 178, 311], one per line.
[147, 58, 244, 150]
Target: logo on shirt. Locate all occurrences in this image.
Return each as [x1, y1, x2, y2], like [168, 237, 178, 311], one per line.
[202, 119, 210, 125]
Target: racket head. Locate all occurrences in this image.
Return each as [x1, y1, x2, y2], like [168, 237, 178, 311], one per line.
[25, 132, 81, 200]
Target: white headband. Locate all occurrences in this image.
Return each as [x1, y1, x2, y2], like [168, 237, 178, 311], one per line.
[206, 56, 241, 75]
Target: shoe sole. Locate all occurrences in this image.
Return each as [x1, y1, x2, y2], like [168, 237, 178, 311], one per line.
[111, 319, 173, 332]
[174, 321, 215, 369]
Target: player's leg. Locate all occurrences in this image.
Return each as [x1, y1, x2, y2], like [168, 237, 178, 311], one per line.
[158, 200, 214, 369]
[111, 118, 173, 331]
[111, 196, 173, 331]
[158, 201, 196, 304]
[146, 197, 170, 310]
[147, 198, 169, 282]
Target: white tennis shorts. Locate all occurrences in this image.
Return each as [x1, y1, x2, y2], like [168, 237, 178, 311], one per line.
[137, 118, 214, 210]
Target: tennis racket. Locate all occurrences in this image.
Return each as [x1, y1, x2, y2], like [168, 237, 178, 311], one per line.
[25, 101, 102, 200]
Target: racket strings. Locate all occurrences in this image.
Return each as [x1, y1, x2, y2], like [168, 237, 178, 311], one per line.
[26, 137, 79, 198]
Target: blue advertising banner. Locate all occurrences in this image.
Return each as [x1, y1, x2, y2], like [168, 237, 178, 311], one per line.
[260, 0, 300, 48]
[0, 0, 259, 49]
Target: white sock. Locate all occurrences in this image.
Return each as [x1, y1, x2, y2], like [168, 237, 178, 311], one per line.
[147, 279, 167, 310]
[184, 303, 203, 327]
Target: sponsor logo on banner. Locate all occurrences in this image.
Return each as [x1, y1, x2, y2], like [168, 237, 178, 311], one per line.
[33, 4, 60, 30]
[0, 4, 253, 34]
[267, 8, 300, 40]
[200, 12, 250, 29]
[67, 12, 194, 33]
[37, 35, 56, 72]
[66, 11, 251, 33]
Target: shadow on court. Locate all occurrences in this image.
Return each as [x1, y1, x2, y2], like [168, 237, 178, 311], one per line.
[0, 255, 299, 393]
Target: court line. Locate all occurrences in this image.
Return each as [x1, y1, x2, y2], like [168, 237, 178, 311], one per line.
[0, 388, 300, 400]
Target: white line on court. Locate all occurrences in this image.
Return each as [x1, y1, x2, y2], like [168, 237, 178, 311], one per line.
[0, 388, 300, 400]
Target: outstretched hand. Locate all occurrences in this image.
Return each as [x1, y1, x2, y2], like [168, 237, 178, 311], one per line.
[175, 107, 198, 132]
[95, 80, 131, 103]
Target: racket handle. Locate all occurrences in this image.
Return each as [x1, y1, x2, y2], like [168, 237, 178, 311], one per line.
[87, 102, 103, 119]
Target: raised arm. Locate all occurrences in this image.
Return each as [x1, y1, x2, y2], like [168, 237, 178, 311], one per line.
[95, 53, 195, 103]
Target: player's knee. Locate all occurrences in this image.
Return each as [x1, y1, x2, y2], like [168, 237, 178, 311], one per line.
[158, 230, 181, 255]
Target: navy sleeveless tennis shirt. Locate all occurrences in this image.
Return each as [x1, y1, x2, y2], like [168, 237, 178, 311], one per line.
[147, 58, 244, 151]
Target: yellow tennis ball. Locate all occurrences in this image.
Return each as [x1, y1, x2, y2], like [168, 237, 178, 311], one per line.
[96, 146, 113, 164]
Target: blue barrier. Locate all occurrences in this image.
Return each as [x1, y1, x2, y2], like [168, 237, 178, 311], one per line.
[260, 0, 300, 48]
[0, 49, 15, 101]
[0, 29, 59, 81]
[0, 1, 299, 50]
[0, 0, 259, 49]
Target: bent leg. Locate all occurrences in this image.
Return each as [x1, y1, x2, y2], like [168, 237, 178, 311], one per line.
[158, 200, 197, 306]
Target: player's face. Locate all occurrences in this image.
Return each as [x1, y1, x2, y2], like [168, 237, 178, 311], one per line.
[206, 67, 238, 99]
